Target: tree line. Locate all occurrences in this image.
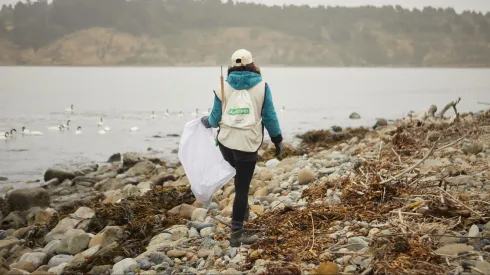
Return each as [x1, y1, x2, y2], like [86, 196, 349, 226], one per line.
[1, 0, 490, 66]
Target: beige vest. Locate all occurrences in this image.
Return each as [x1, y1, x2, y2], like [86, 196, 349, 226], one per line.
[216, 81, 266, 152]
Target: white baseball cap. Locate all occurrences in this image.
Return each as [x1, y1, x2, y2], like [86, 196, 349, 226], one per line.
[231, 49, 253, 67]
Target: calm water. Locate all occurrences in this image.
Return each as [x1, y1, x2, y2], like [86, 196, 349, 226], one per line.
[1, 67, 489, 187]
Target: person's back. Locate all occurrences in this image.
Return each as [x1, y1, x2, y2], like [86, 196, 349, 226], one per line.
[201, 49, 283, 247]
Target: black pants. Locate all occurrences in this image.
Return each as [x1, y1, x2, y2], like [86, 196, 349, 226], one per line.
[219, 143, 257, 230]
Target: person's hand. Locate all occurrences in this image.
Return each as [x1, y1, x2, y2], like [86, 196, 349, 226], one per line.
[201, 116, 212, 128]
[274, 142, 284, 157]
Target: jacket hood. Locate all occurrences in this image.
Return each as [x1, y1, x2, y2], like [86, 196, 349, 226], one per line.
[226, 71, 262, 90]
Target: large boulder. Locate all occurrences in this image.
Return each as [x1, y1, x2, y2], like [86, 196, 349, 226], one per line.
[55, 229, 91, 255]
[107, 153, 121, 163]
[44, 168, 75, 182]
[122, 152, 145, 167]
[126, 161, 155, 177]
[6, 188, 50, 212]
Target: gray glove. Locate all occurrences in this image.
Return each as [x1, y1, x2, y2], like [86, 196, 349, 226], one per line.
[275, 142, 284, 157]
[201, 116, 212, 128]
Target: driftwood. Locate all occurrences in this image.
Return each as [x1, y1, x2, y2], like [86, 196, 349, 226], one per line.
[439, 97, 462, 118]
[478, 101, 490, 106]
[427, 105, 437, 117]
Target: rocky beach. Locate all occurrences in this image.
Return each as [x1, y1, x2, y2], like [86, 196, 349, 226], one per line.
[0, 106, 489, 275]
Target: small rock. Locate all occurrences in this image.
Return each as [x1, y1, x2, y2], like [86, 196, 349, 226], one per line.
[27, 209, 54, 226]
[112, 258, 139, 275]
[298, 168, 316, 185]
[88, 226, 122, 249]
[48, 262, 67, 275]
[169, 226, 189, 241]
[463, 142, 484, 155]
[250, 205, 264, 215]
[45, 217, 79, 243]
[88, 265, 112, 275]
[167, 250, 186, 258]
[315, 262, 339, 275]
[222, 268, 241, 275]
[72, 207, 95, 220]
[349, 112, 361, 119]
[265, 159, 280, 169]
[1, 212, 24, 230]
[475, 261, 490, 274]
[344, 265, 357, 273]
[368, 228, 380, 238]
[9, 263, 36, 273]
[149, 251, 174, 266]
[154, 262, 170, 272]
[483, 221, 490, 231]
[191, 208, 208, 222]
[55, 229, 91, 255]
[42, 240, 61, 255]
[81, 245, 100, 258]
[434, 244, 474, 256]
[138, 258, 151, 270]
[126, 161, 156, 177]
[373, 118, 388, 129]
[259, 169, 274, 181]
[17, 252, 47, 271]
[167, 204, 196, 219]
[200, 227, 214, 238]
[331, 125, 342, 133]
[48, 255, 73, 267]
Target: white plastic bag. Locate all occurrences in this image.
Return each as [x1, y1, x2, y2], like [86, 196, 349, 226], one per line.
[178, 118, 236, 204]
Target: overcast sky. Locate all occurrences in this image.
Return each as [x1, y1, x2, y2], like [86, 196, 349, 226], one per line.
[1, 0, 489, 13]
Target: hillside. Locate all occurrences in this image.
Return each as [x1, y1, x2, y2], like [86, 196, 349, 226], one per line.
[1, 0, 490, 66]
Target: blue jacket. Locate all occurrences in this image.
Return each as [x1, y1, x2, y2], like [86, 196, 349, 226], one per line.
[208, 71, 282, 140]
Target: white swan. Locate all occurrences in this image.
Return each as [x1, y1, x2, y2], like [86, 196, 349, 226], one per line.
[151, 111, 156, 119]
[98, 129, 107, 135]
[178, 111, 183, 118]
[165, 109, 170, 117]
[190, 108, 199, 117]
[0, 132, 8, 140]
[48, 125, 65, 131]
[75, 126, 82, 135]
[280, 106, 286, 113]
[65, 104, 74, 113]
[97, 118, 104, 127]
[104, 126, 111, 131]
[23, 127, 43, 136]
[130, 126, 139, 132]
[62, 120, 71, 129]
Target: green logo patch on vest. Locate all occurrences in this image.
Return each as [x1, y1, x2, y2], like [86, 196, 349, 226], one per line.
[228, 108, 250, 115]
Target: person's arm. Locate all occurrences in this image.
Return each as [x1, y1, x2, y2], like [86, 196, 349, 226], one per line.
[207, 92, 222, 128]
[262, 83, 283, 144]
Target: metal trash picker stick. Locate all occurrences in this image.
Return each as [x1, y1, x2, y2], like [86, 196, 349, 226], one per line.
[220, 65, 226, 109]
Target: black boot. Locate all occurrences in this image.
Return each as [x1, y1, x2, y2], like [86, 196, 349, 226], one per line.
[244, 206, 250, 221]
[229, 229, 258, 247]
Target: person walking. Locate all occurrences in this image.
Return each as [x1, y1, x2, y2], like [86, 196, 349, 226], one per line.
[201, 49, 283, 247]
